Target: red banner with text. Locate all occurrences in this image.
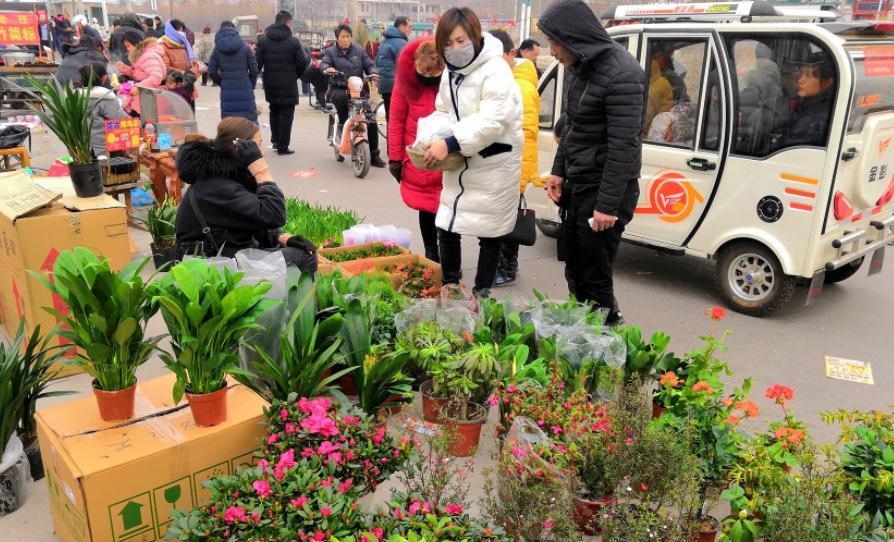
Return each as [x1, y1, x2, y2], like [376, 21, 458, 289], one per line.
[0, 11, 39, 46]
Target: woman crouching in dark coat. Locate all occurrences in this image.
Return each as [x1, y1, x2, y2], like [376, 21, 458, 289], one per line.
[175, 117, 317, 272]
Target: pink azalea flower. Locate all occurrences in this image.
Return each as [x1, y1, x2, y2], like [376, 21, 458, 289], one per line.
[318, 441, 339, 455]
[321, 507, 332, 518]
[507, 385, 518, 393]
[280, 408, 289, 421]
[290, 495, 308, 509]
[301, 414, 339, 437]
[488, 395, 499, 407]
[222, 505, 248, 524]
[338, 479, 353, 494]
[372, 428, 386, 445]
[543, 519, 554, 529]
[267, 432, 280, 445]
[371, 527, 384, 540]
[252, 480, 272, 498]
[408, 502, 422, 517]
[445, 503, 463, 515]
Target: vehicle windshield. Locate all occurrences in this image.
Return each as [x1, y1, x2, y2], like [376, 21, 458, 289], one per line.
[848, 45, 894, 133]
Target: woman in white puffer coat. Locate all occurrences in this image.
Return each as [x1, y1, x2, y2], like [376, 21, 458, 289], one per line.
[422, 7, 523, 296]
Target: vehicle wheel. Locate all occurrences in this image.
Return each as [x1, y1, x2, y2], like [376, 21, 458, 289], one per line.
[352, 141, 371, 178]
[375, 101, 387, 141]
[536, 218, 562, 239]
[824, 257, 864, 284]
[715, 241, 796, 317]
[334, 144, 344, 162]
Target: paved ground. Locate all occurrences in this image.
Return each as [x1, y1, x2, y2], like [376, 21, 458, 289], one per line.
[2, 86, 891, 540]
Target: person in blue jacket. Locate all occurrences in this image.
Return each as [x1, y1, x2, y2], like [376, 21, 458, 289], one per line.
[208, 21, 259, 122]
[375, 16, 411, 120]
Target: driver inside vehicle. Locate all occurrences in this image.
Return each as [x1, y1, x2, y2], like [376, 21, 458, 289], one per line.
[779, 52, 835, 148]
[320, 24, 385, 168]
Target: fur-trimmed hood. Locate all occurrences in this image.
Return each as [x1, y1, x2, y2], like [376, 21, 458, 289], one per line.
[176, 138, 256, 189]
[396, 39, 430, 94]
[129, 37, 162, 64]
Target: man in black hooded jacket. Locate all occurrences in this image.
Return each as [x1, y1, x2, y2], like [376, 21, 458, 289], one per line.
[256, 11, 309, 156]
[108, 12, 144, 65]
[538, 0, 644, 325]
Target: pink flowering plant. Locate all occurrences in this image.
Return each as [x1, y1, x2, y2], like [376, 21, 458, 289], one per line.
[262, 396, 415, 493]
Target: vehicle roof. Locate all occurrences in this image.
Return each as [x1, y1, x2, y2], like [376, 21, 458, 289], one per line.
[606, 21, 894, 44]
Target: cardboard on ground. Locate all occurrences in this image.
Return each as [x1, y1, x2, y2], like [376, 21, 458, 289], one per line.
[824, 355, 875, 385]
[36, 375, 268, 542]
[0, 170, 130, 379]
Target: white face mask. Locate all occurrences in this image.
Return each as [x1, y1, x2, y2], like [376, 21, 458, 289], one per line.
[177, 31, 187, 39]
[445, 41, 475, 68]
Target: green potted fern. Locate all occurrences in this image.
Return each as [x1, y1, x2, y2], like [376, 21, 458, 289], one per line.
[31, 248, 160, 421]
[23, 74, 103, 197]
[140, 198, 178, 270]
[151, 259, 277, 426]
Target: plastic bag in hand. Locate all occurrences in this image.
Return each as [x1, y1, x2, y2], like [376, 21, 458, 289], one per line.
[412, 112, 454, 150]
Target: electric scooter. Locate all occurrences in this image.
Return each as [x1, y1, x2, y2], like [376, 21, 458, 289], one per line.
[325, 71, 378, 179]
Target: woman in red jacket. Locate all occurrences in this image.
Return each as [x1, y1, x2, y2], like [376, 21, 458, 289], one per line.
[387, 39, 445, 262]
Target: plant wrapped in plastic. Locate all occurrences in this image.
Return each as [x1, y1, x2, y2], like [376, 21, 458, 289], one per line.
[150, 259, 276, 402]
[316, 270, 406, 345]
[166, 456, 362, 541]
[262, 396, 415, 494]
[31, 249, 161, 392]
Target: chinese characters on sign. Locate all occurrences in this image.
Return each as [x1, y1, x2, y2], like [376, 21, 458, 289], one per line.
[105, 119, 142, 152]
[0, 12, 39, 46]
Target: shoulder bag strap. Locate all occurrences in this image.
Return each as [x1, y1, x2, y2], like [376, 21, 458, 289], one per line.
[187, 187, 220, 254]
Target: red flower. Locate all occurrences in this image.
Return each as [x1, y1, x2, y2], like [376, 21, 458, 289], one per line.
[734, 399, 760, 419]
[765, 384, 794, 404]
[706, 306, 727, 320]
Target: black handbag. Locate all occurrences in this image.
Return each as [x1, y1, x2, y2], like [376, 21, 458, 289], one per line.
[0, 125, 30, 150]
[506, 194, 537, 247]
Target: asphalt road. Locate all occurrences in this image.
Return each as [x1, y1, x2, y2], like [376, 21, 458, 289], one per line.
[2, 86, 890, 541]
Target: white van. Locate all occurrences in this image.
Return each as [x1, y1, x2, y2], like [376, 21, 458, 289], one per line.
[531, 1, 894, 316]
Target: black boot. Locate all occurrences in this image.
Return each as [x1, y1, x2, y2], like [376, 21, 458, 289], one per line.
[370, 150, 386, 168]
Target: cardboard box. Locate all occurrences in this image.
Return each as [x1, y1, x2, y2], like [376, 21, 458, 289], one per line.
[36, 374, 268, 542]
[318, 242, 411, 276]
[0, 171, 131, 378]
[333, 253, 443, 290]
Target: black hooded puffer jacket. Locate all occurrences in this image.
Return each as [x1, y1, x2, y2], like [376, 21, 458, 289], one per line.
[174, 139, 286, 258]
[538, 0, 645, 216]
[255, 24, 309, 105]
[108, 13, 145, 64]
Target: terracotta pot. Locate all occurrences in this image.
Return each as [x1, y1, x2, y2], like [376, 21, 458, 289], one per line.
[441, 402, 487, 457]
[337, 374, 358, 396]
[573, 496, 614, 535]
[652, 400, 666, 419]
[186, 385, 228, 427]
[420, 380, 449, 423]
[92, 380, 137, 421]
[694, 517, 719, 542]
[386, 394, 406, 415]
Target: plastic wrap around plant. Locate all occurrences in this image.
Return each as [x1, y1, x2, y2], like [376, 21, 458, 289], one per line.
[0, 435, 31, 517]
[394, 285, 481, 337]
[531, 300, 625, 369]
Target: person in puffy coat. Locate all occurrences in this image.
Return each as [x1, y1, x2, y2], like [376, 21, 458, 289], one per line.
[194, 27, 215, 86]
[79, 62, 128, 158]
[421, 8, 523, 296]
[175, 117, 318, 272]
[388, 39, 445, 263]
[116, 33, 167, 115]
[256, 11, 309, 155]
[539, 0, 645, 325]
[375, 17, 410, 119]
[208, 22, 259, 122]
[55, 36, 107, 86]
[160, 20, 198, 74]
[490, 29, 540, 287]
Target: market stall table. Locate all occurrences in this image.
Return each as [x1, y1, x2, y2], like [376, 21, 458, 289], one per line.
[138, 149, 183, 204]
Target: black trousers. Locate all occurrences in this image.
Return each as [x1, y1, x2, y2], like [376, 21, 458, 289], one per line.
[329, 88, 379, 152]
[269, 103, 295, 151]
[382, 92, 392, 121]
[563, 185, 638, 314]
[201, 72, 208, 85]
[438, 228, 502, 293]
[498, 240, 520, 278]
[419, 211, 439, 262]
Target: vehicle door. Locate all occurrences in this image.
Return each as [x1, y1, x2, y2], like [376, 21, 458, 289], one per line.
[627, 32, 726, 246]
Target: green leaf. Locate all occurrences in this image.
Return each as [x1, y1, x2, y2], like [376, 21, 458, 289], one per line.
[112, 318, 137, 347]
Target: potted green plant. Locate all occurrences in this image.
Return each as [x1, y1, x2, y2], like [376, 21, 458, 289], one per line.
[151, 259, 276, 426]
[32, 248, 160, 421]
[397, 322, 469, 422]
[437, 358, 490, 457]
[23, 74, 103, 197]
[2, 322, 72, 480]
[139, 198, 178, 270]
[0, 351, 29, 516]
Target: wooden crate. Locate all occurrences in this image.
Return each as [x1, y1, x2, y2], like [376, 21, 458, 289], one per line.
[319, 242, 410, 276]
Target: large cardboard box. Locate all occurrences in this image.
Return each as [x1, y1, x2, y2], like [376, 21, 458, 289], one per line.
[0, 171, 131, 378]
[36, 375, 268, 542]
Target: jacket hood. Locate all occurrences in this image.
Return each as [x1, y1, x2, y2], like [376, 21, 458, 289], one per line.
[450, 32, 502, 75]
[130, 37, 161, 63]
[513, 58, 538, 87]
[383, 27, 408, 41]
[88, 86, 118, 101]
[264, 24, 292, 42]
[64, 43, 88, 56]
[538, 0, 614, 68]
[176, 139, 256, 189]
[215, 27, 245, 54]
[396, 39, 431, 92]
[161, 36, 185, 49]
[121, 13, 143, 31]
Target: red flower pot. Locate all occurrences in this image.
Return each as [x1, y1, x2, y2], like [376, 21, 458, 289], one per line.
[695, 517, 720, 542]
[652, 400, 666, 419]
[92, 380, 137, 421]
[420, 380, 449, 423]
[573, 496, 614, 535]
[441, 402, 487, 457]
[337, 374, 358, 396]
[186, 385, 228, 427]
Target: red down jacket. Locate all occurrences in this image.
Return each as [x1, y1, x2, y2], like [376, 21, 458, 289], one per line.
[387, 39, 442, 214]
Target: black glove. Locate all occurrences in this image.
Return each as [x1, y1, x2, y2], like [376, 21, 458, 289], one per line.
[388, 160, 402, 183]
[234, 139, 263, 168]
[286, 234, 317, 253]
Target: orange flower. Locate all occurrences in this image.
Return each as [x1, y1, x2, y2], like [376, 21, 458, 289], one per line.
[659, 371, 680, 388]
[706, 306, 727, 320]
[692, 381, 713, 394]
[765, 384, 794, 405]
[726, 414, 742, 426]
[735, 399, 760, 419]
[721, 397, 734, 408]
[775, 427, 805, 448]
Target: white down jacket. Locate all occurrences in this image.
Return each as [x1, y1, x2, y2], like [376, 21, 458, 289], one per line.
[433, 32, 523, 237]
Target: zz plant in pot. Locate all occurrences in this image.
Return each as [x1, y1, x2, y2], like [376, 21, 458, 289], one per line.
[1, 322, 72, 480]
[23, 74, 103, 197]
[151, 259, 276, 426]
[32, 248, 160, 421]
